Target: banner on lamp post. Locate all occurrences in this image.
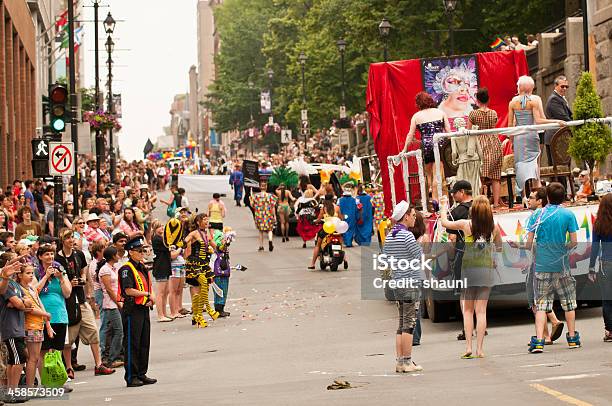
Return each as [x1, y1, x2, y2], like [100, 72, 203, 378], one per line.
[260, 90, 271, 114]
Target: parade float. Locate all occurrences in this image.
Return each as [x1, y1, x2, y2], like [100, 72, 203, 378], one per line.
[366, 51, 612, 321]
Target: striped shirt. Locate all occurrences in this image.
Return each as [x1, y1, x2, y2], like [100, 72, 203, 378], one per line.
[382, 228, 424, 282]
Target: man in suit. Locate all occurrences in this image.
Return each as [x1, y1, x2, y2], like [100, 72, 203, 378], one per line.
[544, 75, 572, 166]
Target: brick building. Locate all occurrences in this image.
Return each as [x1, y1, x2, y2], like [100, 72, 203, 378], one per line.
[0, 0, 36, 188]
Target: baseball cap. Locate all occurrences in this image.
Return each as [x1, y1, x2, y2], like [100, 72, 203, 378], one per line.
[450, 180, 472, 194]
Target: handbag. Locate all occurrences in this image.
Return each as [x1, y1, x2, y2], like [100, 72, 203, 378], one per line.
[40, 350, 68, 388]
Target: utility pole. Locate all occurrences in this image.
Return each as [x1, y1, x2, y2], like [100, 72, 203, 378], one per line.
[67, 0, 78, 215]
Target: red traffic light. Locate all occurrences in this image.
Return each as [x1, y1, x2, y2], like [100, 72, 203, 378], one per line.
[50, 85, 68, 103]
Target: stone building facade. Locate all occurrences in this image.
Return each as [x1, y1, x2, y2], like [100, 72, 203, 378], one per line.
[0, 0, 37, 187]
[591, 0, 612, 116]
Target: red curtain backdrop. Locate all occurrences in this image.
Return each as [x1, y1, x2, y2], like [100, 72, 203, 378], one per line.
[366, 50, 529, 215]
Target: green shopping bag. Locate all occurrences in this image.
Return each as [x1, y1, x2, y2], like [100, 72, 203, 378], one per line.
[40, 350, 68, 388]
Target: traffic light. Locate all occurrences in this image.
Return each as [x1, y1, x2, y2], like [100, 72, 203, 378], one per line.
[48, 84, 68, 133]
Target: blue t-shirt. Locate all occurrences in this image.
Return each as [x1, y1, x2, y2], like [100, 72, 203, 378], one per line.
[526, 205, 579, 273]
[24, 189, 36, 212]
[0, 280, 25, 339]
[39, 277, 68, 324]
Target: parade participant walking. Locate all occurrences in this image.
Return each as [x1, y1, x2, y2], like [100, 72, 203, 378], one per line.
[295, 189, 320, 248]
[356, 184, 373, 246]
[208, 193, 226, 231]
[250, 180, 277, 252]
[212, 227, 236, 318]
[441, 195, 502, 358]
[184, 213, 219, 327]
[118, 235, 157, 387]
[338, 185, 358, 247]
[588, 193, 612, 342]
[519, 188, 564, 344]
[229, 164, 244, 206]
[384, 201, 424, 373]
[309, 194, 341, 270]
[275, 184, 295, 242]
[525, 182, 580, 353]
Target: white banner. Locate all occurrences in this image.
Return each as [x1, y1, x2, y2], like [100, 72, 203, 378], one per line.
[178, 175, 232, 195]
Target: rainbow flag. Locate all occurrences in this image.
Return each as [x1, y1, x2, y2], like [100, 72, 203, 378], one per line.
[490, 37, 504, 50]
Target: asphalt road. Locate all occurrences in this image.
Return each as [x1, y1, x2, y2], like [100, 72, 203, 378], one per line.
[57, 191, 612, 406]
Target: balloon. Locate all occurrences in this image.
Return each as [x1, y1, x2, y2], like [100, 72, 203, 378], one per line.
[330, 216, 341, 226]
[323, 221, 336, 234]
[336, 221, 349, 234]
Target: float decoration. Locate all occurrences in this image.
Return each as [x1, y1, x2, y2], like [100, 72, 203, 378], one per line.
[268, 166, 299, 188]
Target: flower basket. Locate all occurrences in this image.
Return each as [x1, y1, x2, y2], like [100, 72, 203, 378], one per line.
[83, 110, 122, 131]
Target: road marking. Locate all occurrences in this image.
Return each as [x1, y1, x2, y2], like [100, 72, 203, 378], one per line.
[519, 363, 562, 368]
[528, 373, 601, 383]
[307, 370, 415, 378]
[529, 383, 593, 406]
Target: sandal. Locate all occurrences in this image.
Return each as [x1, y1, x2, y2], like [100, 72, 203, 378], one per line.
[307, 266, 315, 270]
[461, 352, 474, 359]
[550, 322, 564, 342]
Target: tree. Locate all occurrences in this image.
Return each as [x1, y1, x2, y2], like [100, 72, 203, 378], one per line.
[208, 0, 567, 138]
[568, 71, 612, 188]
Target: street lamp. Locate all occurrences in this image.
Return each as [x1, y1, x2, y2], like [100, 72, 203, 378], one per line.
[106, 32, 116, 183]
[298, 52, 308, 143]
[104, 12, 116, 34]
[93, 0, 102, 189]
[378, 17, 392, 62]
[336, 39, 347, 107]
[443, 0, 457, 55]
[248, 80, 254, 156]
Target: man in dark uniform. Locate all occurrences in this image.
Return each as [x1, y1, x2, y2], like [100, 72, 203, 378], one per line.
[118, 236, 157, 387]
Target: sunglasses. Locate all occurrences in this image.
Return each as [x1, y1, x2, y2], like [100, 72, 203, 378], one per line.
[560, 85, 569, 89]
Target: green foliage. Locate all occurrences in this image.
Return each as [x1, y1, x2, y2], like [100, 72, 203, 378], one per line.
[569, 72, 612, 170]
[79, 87, 97, 116]
[269, 166, 299, 187]
[207, 0, 565, 134]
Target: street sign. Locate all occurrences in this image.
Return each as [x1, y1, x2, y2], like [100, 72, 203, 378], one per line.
[49, 142, 75, 176]
[301, 109, 308, 121]
[339, 105, 347, 119]
[281, 129, 292, 144]
[32, 139, 49, 159]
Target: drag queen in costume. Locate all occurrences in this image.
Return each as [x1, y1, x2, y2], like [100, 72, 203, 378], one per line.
[184, 213, 219, 328]
[508, 76, 565, 199]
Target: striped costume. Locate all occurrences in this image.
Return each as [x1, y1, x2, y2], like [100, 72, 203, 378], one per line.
[186, 234, 219, 328]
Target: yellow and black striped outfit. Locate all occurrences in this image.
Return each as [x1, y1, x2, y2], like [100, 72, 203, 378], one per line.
[186, 233, 219, 327]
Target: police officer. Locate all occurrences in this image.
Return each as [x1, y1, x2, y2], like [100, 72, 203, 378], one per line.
[118, 235, 157, 387]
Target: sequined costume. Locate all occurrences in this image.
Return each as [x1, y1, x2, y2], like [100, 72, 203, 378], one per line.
[186, 232, 219, 327]
[416, 119, 446, 164]
[371, 192, 385, 230]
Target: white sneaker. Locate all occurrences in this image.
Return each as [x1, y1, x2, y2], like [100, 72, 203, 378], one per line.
[402, 361, 423, 373]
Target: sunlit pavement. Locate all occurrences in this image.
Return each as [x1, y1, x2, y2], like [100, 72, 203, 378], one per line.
[60, 191, 612, 406]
